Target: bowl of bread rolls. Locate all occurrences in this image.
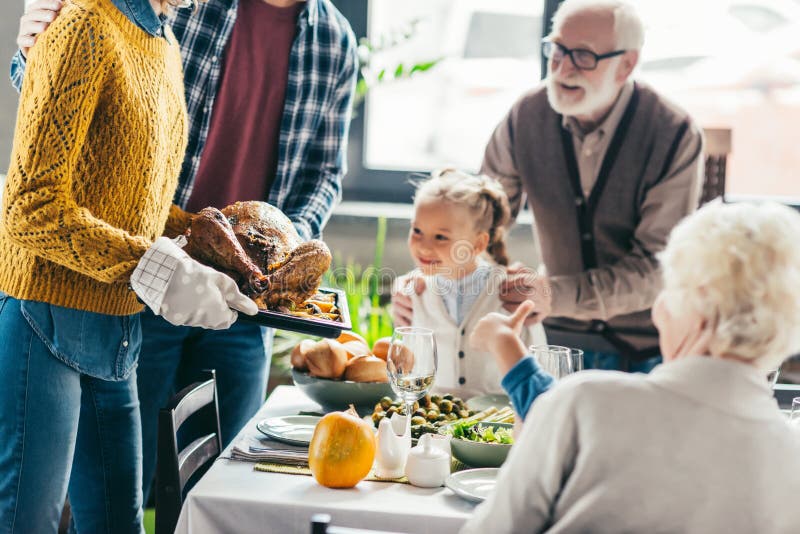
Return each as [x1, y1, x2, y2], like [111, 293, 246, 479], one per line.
[290, 332, 397, 411]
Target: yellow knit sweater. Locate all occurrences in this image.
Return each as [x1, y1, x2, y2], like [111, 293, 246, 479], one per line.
[0, 0, 189, 315]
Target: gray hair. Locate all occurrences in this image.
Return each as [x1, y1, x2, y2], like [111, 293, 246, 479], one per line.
[551, 0, 645, 51]
[658, 201, 800, 370]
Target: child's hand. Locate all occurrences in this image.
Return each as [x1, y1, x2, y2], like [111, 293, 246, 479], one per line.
[470, 300, 536, 375]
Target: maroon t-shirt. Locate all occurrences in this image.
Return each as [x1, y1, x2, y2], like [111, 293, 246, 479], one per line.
[186, 0, 302, 212]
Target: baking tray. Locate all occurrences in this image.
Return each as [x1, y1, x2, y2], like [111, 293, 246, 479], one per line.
[239, 287, 351, 338]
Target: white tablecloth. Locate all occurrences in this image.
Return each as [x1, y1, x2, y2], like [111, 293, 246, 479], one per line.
[174, 386, 476, 534]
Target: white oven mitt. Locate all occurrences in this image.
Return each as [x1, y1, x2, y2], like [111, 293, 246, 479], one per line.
[130, 236, 258, 330]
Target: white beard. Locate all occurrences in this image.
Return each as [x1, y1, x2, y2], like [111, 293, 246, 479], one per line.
[546, 66, 621, 119]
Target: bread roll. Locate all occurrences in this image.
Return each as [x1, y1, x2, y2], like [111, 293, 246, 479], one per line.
[371, 337, 391, 362]
[344, 355, 389, 383]
[290, 339, 315, 371]
[306, 339, 348, 379]
[341, 340, 370, 360]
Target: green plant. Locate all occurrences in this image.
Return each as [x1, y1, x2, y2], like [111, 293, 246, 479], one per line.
[353, 18, 442, 112]
[323, 217, 394, 347]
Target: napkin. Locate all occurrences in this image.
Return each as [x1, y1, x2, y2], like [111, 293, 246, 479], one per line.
[230, 435, 309, 466]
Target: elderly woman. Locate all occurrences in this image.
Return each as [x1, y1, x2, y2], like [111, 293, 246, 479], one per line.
[463, 201, 800, 533]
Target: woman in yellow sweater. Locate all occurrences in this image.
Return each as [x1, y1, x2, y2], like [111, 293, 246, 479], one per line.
[0, 0, 256, 532]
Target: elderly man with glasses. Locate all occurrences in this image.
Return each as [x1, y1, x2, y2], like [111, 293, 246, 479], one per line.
[477, 0, 704, 374]
[393, 0, 703, 375]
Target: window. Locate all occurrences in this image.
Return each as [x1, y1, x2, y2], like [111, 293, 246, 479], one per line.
[362, 0, 543, 173]
[340, 0, 800, 202]
[636, 0, 800, 198]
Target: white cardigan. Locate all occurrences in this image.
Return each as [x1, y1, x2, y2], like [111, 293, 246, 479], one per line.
[411, 267, 547, 399]
[461, 356, 800, 534]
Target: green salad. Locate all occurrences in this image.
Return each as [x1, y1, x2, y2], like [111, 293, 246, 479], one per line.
[448, 421, 514, 444]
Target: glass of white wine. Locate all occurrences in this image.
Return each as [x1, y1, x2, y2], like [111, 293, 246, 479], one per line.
[387, 327, 438, 421]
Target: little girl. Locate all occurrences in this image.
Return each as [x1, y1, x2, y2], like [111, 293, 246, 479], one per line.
[406, 168, 546, 398]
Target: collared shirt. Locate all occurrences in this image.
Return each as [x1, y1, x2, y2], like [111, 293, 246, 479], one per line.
[562, 81, 634, 198]
[481, 82, 704, 332]
[10, 0, 166, 89]
[10, 0, 358, 241]
[111, 0, 164, 37]
[429, 260, 492, 325]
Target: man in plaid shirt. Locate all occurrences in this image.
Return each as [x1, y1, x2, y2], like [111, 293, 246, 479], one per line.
[14, 0, 357, 503]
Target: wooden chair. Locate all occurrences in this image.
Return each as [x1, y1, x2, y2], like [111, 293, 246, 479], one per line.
[155, 370, 221, 534]
[311, 513, 407, 534]
[700, 127, 732, 205]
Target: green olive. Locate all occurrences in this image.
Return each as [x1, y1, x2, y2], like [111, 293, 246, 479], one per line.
[458, 410, 470, 419]
[380, 397, 393, 410]
[439, 399, 453, 414]
[426, 411, 439, 422]
[411, 416, 426, 426]
[387, 406, 399, 415]
[430, 395, 442, 404]
[442, 393, 454, 401]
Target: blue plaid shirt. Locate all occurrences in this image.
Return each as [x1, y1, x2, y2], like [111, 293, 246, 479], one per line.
[11, 0, 358, 241]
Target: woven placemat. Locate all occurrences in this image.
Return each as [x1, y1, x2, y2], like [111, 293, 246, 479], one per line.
[253, 463, 408, 483]
[254, 457, 470, 482]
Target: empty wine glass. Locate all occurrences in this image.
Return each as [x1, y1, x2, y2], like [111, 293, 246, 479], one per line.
[387, 327, 438, 421]
[791, 398, 800, 429]
[531, 344, 583, 379]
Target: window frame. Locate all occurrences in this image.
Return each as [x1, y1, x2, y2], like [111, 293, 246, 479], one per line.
[335, 0, 553, 203]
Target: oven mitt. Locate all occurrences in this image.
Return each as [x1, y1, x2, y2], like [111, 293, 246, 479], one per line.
[130, 236, 258, 330]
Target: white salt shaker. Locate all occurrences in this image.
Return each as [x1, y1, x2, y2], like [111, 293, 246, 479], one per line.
[405, 433, 451, 488]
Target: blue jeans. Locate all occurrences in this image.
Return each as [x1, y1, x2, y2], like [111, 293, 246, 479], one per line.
[136, 308, 273, 503]
[583, 350, 662, 373]
[0, 292, 144, 534]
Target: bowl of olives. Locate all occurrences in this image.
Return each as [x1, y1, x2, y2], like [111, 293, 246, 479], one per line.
[370, 393, 476, 440]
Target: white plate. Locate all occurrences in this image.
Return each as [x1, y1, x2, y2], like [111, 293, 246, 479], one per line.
[445, 468, 500, 503]
[256, 415, 321, 446]
[467, 394, 511, 412]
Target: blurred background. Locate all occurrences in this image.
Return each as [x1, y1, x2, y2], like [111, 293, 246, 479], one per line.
[3, 0, 800, 201]
[1, 1, 798, 385]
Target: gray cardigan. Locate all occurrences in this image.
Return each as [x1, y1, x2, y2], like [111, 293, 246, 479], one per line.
[461, 356, 800, 534]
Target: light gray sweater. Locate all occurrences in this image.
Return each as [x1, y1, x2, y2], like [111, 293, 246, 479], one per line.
[461, 356, 800, 533]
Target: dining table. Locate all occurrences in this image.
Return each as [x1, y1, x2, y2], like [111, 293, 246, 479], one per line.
[174, 385, 479, 534]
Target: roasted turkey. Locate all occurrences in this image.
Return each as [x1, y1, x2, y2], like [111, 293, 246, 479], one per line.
[183, 201, 332, 309]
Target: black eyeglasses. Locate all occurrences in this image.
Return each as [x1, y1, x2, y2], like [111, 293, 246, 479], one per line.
[542, 39, 626, 71]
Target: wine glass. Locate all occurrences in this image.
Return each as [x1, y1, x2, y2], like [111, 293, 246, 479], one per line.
[386, 327, 438, 421]
[791, 397, 800, 429]
[531, 344, 583, 379]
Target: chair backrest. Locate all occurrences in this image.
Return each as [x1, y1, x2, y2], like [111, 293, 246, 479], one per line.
[310, 513, 407, 534]
[155, 370, 221, 534]
[700, 127, 732, 206]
